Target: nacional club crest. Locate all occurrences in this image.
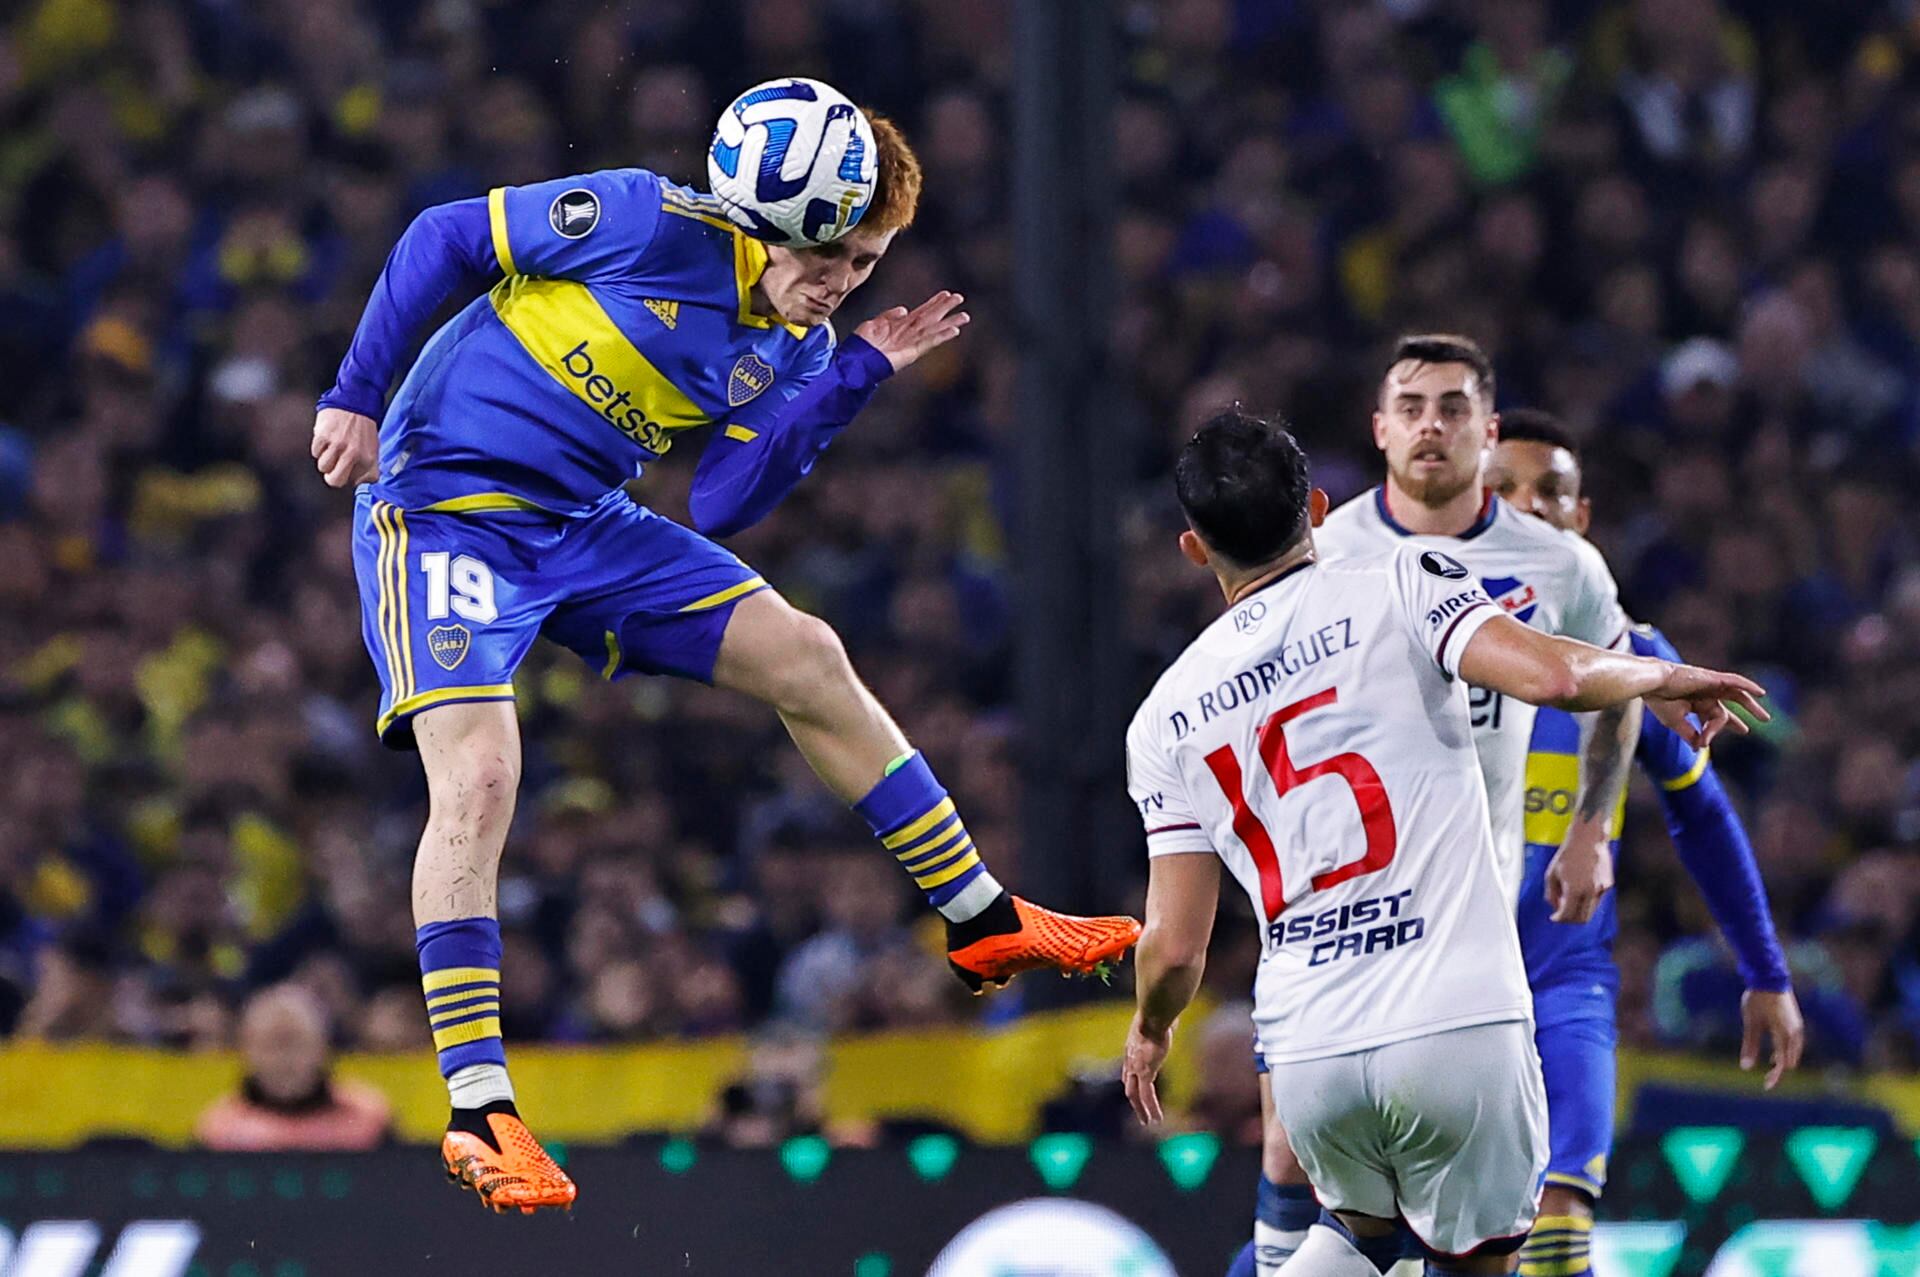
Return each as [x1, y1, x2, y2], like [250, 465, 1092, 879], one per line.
[427, 625, 471, 671]
[727, 354, 776, 407]
[1481, 575, 1539, 625]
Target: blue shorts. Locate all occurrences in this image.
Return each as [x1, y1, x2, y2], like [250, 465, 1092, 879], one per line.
[352, 488, 767, 748]
[1533, 1010, 1616, 1198]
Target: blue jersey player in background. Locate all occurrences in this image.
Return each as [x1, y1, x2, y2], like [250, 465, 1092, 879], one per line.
[310, 105, 1141, 1213]
[1488, 411, 1804, 1277]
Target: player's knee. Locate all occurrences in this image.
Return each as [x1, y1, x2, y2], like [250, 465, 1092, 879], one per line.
[426, 743, 521, 829]
[769, 610, 856, 711]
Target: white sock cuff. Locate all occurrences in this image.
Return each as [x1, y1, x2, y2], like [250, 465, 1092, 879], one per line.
[937, 872, 1003, 923]
[447, 1062, 515, 1109]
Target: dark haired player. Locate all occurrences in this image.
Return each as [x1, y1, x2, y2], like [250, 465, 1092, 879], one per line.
[310, 111, 1139, 1211]
[1120, 411, 1766, 1276]
[1227, 337, 1644, 1276]
[1487, 410, 1803, 1277]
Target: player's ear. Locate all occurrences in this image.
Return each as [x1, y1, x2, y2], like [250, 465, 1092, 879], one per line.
[1575, 496, 1592, 536]
[1308, 488, 1330, 528]
[1370, 409, 1387, 452]
[1178, 529, 1210, 568]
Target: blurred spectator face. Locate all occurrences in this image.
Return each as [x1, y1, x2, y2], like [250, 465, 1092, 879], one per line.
[1161, 0, 1231, 59]
[1749, 165, 1819, 264]
[1474, 194, 1544, 282]
[742, 0, 820, 64]
[1574, 176, 1648, 260]
[0, 525, 49, 610]
[1832, 738, 1904, 840]
[358, 985, 430, 1052]
[1474, 0, 1549, 66]
[1115, 99, 1179, 187]
[586, 959, 659, 1039]
[1658, 590, 1735, 668]
[1372, 358, 1493, 507]
[116, 175, 193, 264]
[239, 986, 331, 1103]
[1752, 797, 1833, 887]
[628, 65, 710, 173]
[1598, 265, 1664, 341]
[1677, 218, 1742, 328]
[674, 955, 746, 1034]
[820, 854, 905, 940]
[17, 939, 117, 1040]
[1736, 294, 1813, 400]
[1189, 1004, 1262, 1142]
[927, 90, 994, 186]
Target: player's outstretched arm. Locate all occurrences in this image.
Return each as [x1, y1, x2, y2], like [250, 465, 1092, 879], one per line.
[687, 292, 969, 537]
[1457, 615, 1768, 748]
[1123, 852, 1220, 1126]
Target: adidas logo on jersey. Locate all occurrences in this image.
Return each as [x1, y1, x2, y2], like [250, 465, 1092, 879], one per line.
[643, 298, 679, 329]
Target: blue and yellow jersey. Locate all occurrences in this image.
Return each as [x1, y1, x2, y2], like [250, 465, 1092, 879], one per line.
[364, 170, 835, 516]
[1517, 626, 1714, 1009]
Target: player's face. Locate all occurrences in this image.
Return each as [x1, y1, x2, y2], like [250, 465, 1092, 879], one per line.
[761, 227, 897, 326]
[1372, 360, 1496, 507]
[1488, 439, 1590, 534]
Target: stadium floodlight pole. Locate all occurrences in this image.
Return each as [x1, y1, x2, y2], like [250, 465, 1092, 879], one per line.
[1012, 0, 1129, 997]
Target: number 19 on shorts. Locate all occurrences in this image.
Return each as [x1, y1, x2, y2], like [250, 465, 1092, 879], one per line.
[420, 552, 498, 626]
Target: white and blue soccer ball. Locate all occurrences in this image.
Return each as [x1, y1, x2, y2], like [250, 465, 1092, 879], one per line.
[708, 77, 877, 246]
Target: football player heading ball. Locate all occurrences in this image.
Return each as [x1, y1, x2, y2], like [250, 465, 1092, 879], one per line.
[310, 78, 1141, 1213]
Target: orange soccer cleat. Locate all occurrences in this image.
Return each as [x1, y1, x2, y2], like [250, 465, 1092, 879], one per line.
[946, 893, 1143, 992]
[440, 1105, 577, 1215]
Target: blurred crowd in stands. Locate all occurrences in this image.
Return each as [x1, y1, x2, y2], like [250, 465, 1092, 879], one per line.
[3, 0, 1919, 1146]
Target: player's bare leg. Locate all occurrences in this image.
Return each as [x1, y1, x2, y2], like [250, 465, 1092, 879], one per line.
[1232, 1086, 1321, 1275]
[712, 590, 1140, 988]
[1517, 1186, 1592, 1277]
[412, 702, 575, 1213]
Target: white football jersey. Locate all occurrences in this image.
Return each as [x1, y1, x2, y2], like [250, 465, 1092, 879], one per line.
[1127, 545, 1534, 1065]
[1314, 488, 1629, 897]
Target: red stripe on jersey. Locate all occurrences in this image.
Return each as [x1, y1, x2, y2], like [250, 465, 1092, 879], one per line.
[1435, 601, 1494, 668]
[1202, 740, 1287, 920]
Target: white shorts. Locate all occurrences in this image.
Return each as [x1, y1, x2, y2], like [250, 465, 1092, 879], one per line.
[1266, 1018, 1548, 1257]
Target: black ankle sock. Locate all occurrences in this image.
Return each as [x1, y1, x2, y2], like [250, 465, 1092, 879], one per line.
[448, 1099, 520, 1151]
[945, 889, 1016, 946]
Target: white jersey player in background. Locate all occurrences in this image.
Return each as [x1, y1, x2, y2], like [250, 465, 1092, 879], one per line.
[1120, 411, 1767, 1277]
[1315, 334, 1637, 905]
[1235, 335, 1643, 1277]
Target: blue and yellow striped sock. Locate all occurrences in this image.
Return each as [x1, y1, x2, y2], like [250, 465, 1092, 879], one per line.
[417, 919, 510, 1104]
[854, 752, 1002, 923]
[1518, 1214, 1592, 1276]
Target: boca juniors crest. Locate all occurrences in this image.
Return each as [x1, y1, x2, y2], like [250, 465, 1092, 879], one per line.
[727, 354, 776, 407]
[427, 625, 471, 671]
[1480, 575, 1539, 625]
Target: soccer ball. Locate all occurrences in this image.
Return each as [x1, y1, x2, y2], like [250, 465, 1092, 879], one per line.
[708, 77, 877, 246]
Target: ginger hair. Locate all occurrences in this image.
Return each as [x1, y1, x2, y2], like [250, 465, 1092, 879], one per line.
[859, 109, 922, 235]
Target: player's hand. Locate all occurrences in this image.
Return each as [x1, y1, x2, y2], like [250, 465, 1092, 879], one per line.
[1546, 824, 1614, 925]
[1122, 1013, 1173, 1126]
[1740, 988, 1805, 1090]
[854, 291, 970, 373]
[1645, 665, 1769, 749]
[312, 407, 380, 488]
